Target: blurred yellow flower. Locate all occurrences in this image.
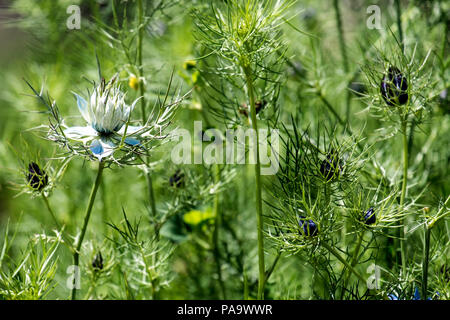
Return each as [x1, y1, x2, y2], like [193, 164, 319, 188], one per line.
[129, 75, 139, 90]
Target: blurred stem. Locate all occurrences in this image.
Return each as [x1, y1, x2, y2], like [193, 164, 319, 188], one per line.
[340, 231, 364, 297]
[399, 119, 409, 275]
[42, 194, 61, 230]
[333, 0, 352, 124]
[264, 250, 282, 288]
[318, 91, 345, 126]
[71, 161, 104, 300]
[212, 164, 226, 299]
[137, 0, 145, 121]
[136, 0, 158, 221]
[243, 65, 265, 300]
[422, 225, 431, 300]
[395, 0, 404, 52]
[322, 241, 366, 284]
[333, 0, 349, 72]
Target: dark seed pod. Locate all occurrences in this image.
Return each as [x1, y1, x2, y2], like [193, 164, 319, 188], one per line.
[363, 207, 376, 225]
[169, 169, 185, 188]
[380, 66, 408, 106]
[299, 217, 318, 237]
[255, 99, 267, 114]
[92, 252, 103, 270]
[320, 151, 341, 182]
[27, 162, 48, 191]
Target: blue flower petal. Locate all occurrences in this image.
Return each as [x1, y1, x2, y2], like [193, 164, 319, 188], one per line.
[90, 138, 116, 160]
[414, 287, 421, 300]
[90, 139, 104, 155]
[73, 92, 89, 122]
[124, 137, 140, 146]
[388, 294, 398, 300]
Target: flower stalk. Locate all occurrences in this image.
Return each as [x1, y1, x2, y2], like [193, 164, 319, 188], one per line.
[71, 161, 105, 300]
[421, 225, 431, 300]
[243, 65, 265, 300]
[399, 118, 409, 275]
[321, 241, 366, 284]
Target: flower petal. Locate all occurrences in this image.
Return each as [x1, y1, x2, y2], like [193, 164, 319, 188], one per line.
[124, 137, 140, 146]
[73, 92, 90, 122]
[64, 126, 97, 141]
[90, 138, 116, 160]
[117, 125, 143, 136]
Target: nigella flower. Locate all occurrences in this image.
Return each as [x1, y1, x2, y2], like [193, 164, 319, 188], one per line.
[64, 77, 142, 160]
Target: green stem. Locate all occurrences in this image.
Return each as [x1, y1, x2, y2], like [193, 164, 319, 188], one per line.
[243, 65, 265, 300]
[263, 250, 282, 288]
[137, 0, 145, 121]
[42, 194, 61, 230]
[422, 226, 431, 300]
[333, 0, 349, 72]
[136, 0, 158, 223]
[399, 119, 409, 275]
[212, 164, 226, 299]
[395, 0, 404, 52]
[71, 161, 105, 300]
[322, 241, 366, 284]
[340, 231, 364, 298]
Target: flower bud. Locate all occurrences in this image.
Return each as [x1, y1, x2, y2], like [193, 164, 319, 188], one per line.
[380, 66, 408, 106]
[92, 252, 103, 271]
[363, 207, 376, 225]
[320, 151, 341, 181]
[169, 169, 185, 188]
[299, 217, 318, 237]
[27, 162, 48, 191]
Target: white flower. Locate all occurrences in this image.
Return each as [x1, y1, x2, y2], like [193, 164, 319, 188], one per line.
[64, 79, 142, 160]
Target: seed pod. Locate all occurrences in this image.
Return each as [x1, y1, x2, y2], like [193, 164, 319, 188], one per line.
[363, 207, 376, 225]
[27, 162, 48, 191]
[169, 169, 185, 188]
[299, 217, 318, 237]
[380, 66, 408, 106]
[92, 252, 103, 271]
[255, 99, 267, 114]
[320, 151, 341, 182]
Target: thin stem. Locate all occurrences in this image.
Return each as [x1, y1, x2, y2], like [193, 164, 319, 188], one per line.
[332, 0, 353, 125]
[395, 0, 404, 52]
[340, 231, 364, 298]
[71, 161, 105, 300]
[137, 0, 145, 121]
[322, 241, 366, 284]
[422, 226, 431, 300]
[212, 164, 226, 299]
[42, 194, 61, 230]
[399, 119, 409, 275]
[333, 0, 349, 72]
[136, 0, 158, 222]
[243, 65, 265, 300]
[263, 250, 282, 287]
